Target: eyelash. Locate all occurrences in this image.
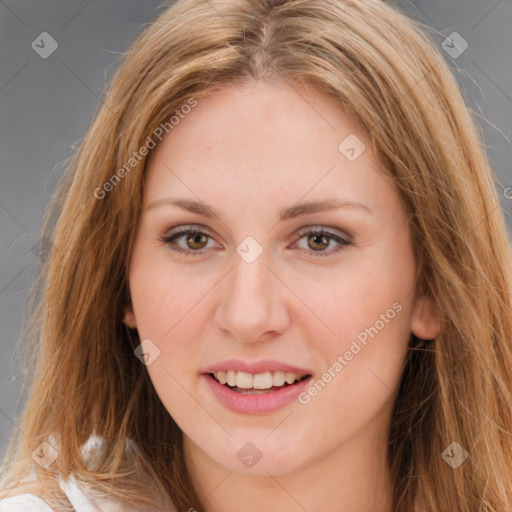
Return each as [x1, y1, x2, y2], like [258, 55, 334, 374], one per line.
[158, 225, 352, 258]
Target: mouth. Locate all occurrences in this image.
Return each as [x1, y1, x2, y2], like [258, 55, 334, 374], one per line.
[207, 370, 311, 394]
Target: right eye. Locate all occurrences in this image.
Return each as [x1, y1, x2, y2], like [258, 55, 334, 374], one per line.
[158, 225, 221, 257]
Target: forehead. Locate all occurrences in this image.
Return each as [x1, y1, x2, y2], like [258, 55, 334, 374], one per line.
[143, 80, 393, 216]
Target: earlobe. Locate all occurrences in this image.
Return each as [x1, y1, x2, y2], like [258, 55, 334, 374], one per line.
[410, 294, 442, 341]
[123, 305, 137, 329]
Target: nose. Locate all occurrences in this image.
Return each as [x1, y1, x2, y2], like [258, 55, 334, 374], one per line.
[213, 251, 290, 344]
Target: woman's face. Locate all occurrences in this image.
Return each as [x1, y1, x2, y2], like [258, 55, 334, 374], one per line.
[124, 80, 440, 478]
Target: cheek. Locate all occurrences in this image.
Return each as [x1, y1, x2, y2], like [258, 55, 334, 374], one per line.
[296, 291, 410, 444]
[128, 244, 212, 338]
[288, 252, 413, 345]
[294, 250, 413, 405]
[128, 250, 216, 385]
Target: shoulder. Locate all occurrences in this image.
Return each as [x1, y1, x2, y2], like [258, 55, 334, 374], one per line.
[0, 436, 114, 512]
[0, 473, 136, 511]
[1, 434, 167, 512]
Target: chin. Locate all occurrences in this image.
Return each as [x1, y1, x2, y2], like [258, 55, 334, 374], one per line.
[210, 434, 311, 476]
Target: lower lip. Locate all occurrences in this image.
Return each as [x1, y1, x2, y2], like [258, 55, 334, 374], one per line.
[203, 374, 312, 414]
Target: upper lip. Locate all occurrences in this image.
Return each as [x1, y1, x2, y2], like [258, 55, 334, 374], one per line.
[202, 359, 313, 376]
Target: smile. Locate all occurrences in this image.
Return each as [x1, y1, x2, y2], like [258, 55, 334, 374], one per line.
[203, 372, 312, 414]
[211, 370, 310, 393]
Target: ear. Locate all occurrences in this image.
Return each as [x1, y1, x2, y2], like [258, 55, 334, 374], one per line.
[123, 304, 138, 329]
[410, 293, 442, 340]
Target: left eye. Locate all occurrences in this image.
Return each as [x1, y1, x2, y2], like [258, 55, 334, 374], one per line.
[293, 228, 351, 257]
[159, 226, 351, 258]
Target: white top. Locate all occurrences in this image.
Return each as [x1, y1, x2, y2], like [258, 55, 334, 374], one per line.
[0, 435, 161, 512]
[0, 475, 129, 511]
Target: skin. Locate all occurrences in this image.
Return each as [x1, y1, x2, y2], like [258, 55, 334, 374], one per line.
[124, 79, 441, 512]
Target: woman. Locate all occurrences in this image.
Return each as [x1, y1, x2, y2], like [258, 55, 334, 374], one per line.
[1, 0, 511, 511]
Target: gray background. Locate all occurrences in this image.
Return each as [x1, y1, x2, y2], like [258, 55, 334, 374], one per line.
[1, 0, 511, 462]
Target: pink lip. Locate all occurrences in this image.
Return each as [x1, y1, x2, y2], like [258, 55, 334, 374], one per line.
[202, 359, 312, 376]
[203, 373, 312, 414]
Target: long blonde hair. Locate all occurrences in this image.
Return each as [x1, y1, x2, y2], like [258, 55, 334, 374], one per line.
[1, 0, 511, 510]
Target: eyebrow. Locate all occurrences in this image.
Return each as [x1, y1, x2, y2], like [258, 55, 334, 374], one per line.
[144, 198, 373, 220]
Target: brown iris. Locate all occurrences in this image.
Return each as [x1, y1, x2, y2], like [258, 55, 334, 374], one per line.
[307, 233, 329, 251]
[186, 231, 208, 250]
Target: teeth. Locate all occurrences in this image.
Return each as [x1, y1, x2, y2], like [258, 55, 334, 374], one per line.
[272, 371, 286, 386]
[235, 371, 253, 389]
[212, 370, 307, 389]
[253, 372, 272, 389]
[226, 370, 236, 387]
[285, 372, 297, 384]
